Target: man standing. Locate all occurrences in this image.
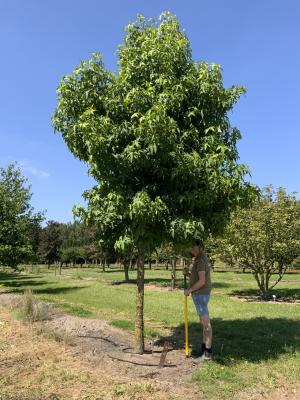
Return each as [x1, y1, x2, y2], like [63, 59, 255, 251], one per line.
[184, 239, 212, 360]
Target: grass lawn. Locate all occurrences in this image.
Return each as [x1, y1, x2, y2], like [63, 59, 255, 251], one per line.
[1, 265, 300, 399]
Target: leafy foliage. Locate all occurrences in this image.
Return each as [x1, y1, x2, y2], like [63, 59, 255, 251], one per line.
[0, 163, 44, 269]
[217, 187, 300, 297]
[38, 221, 62, 266]
[53, 12, 255, 250]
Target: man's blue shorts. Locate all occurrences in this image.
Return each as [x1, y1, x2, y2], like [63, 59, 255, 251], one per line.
[192, 293, 210, 317]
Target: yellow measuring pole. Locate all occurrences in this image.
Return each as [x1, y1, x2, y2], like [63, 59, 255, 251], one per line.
[184, 294, 189, 356]
[184, 275, 189, 357]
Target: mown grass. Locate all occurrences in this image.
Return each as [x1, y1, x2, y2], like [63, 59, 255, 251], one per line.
[0, 265, 299, 399]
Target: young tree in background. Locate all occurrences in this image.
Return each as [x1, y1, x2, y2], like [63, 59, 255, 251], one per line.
[0, 163, 44, 269]
[217, 187, 300, 298]
[53, 12, 256, 353]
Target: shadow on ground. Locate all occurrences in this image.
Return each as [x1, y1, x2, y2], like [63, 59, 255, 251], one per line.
[109, 279, 230, 289]
[0, 272, 85, 295]
[158, 317, 300, 365]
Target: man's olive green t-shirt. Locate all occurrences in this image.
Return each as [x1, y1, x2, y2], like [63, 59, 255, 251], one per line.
[189, 252, 212, 295]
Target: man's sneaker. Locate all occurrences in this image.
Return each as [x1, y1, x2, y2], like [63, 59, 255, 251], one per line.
[204, 349, 213, 360]
[191, 344, 206, 358]
[191, 348, 204, 357]
[192, 350, 213, 363]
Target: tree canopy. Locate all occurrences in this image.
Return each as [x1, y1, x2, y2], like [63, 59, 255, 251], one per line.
[0, 163, 44, 269]
[216, 186, 300, 297]
[38, 220, 62, 266]
[52, 12, 256, 352]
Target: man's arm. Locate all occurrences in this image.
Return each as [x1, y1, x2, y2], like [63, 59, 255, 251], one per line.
[184, 271, 205, 295]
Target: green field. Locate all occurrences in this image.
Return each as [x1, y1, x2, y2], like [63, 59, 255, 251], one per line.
[1, 266, 300, 399]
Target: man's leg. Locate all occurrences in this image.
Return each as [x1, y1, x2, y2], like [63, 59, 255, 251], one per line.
[200, 315, 212, 350]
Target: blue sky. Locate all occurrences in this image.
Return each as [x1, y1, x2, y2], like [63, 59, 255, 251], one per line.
[1, 0, 299, 222]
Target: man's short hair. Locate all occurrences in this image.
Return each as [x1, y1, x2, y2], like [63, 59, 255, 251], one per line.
[192, 239, 203, 247]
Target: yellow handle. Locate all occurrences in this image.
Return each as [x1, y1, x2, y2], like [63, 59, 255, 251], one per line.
[184, 295, 189, 357]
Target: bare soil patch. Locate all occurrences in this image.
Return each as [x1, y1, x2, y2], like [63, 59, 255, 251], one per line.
[0, 292, 200, 400]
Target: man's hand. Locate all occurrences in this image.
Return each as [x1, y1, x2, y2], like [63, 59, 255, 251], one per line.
[184, 288, 191, 296]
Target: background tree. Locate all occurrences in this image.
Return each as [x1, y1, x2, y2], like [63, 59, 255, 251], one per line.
[53, 12, 256, 353]
[59, 221, 94, 250]
[217, 187, 300, 298]
[38, 221, 62, 268]
[0, 163, 44, 269]
[114, 234, 135, 282]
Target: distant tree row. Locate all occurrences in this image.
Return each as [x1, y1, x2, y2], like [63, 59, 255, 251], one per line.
[0, 164, 192, 281]
[1, 165, 300, 302]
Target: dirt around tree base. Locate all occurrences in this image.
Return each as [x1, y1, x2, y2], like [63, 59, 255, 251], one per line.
[0, 292, 201, 400]
[42, 311, 199, 387]
[230, 295, 300, 304]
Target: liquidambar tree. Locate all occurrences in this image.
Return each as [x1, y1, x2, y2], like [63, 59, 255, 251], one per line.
[52, 12, 255, 353]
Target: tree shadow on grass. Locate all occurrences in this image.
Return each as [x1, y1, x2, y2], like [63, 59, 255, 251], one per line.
[31, 286, 86, 295]
[1, 285, 86, 296]
[108, 280, 231, 293]
[158, 317, 300, 365]
[0, 272, 49, 290]
[0, 271, 42, 281]
[0, 271, 85, 295]
[109, 278, 172, 286]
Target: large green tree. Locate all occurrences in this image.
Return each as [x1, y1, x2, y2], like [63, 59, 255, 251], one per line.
[52, 12, 255, 353]
[217, 187, 300, 298]
[0, 163, 44, 269]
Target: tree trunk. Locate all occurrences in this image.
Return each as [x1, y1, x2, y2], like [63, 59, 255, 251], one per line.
[165, 261, 169, 270]
[171, 258, 177, 290]
[135, 245, 145, 354]
[148, 260, 152, 270]
[254, 270, 270, 299]
[59, 262, 62, 275]
[124, 262, 129, 282]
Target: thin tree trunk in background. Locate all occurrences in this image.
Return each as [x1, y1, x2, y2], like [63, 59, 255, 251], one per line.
[135, 244, 145, 354]
[59, 262, 62, 275]
[148, 260, 152, 270]
[124, 262, 129, 282]
[171, 258, 177, 290]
